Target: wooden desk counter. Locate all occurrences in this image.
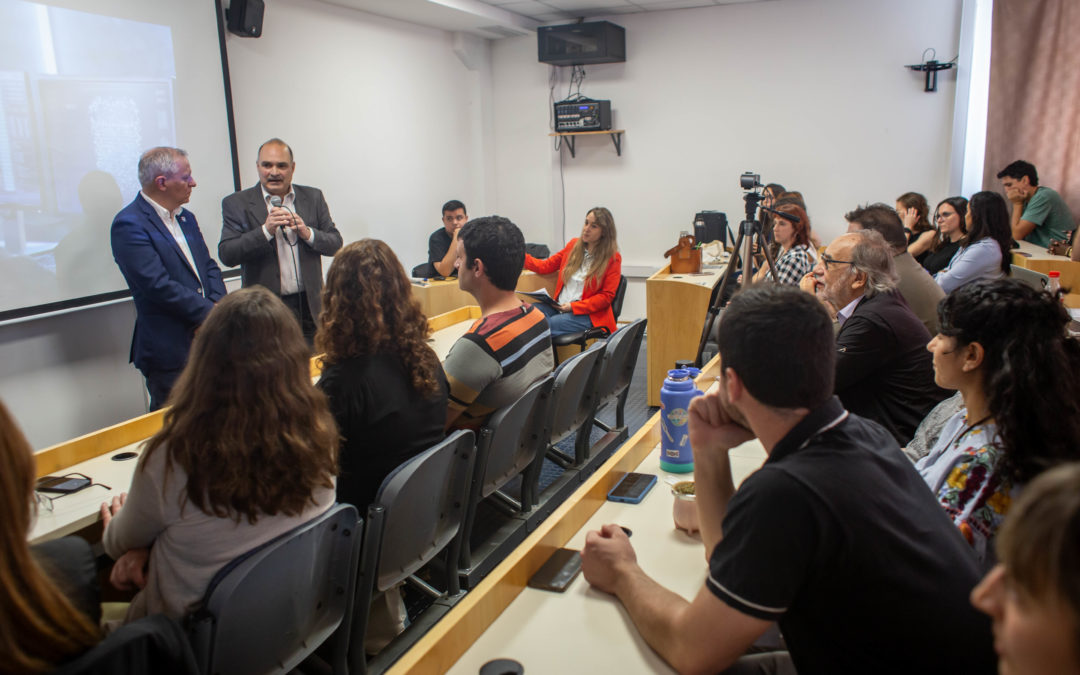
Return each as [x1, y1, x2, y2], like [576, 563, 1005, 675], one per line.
[387, 359, 754, 674]
[412, 271, 555, 318]
[1012, 240, 1080, 307]
[645, 265, 726, 406]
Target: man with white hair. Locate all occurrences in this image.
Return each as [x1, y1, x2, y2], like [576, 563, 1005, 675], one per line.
[805, 229, 946, 445]
[111, 146, 227, 410]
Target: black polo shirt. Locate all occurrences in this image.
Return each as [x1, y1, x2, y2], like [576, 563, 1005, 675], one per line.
[427, 227, 457, 277]
[706, 397, 996, 674]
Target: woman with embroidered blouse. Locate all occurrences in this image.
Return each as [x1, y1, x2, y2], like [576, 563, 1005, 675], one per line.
[915, 279, 1080, 568]
[523, 206, 622, 338]
[750, 202, 816, 286]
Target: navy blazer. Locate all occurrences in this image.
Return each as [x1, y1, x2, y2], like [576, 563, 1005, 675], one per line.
[111, 195, 227, 373]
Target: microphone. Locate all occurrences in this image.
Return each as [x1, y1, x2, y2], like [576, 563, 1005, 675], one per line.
[269, 195, 294, 233]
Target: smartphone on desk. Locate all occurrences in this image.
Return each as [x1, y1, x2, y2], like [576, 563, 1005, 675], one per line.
[36, 475, 92, 494]
[607, 472, 657, 504]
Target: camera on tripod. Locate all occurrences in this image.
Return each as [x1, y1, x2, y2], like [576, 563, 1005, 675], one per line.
[740, 172, 762, 190]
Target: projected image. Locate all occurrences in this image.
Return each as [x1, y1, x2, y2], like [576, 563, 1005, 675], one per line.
[0, 0, 177, 314]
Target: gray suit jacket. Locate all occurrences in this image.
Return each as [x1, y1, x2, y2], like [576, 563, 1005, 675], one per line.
[218, 184, 343, 320]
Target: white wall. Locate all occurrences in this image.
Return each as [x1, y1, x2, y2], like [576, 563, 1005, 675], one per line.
[224, 0, 496, 266]
[492, 0, 964, 313]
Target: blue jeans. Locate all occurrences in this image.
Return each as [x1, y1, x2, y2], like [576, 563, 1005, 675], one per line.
[536, 302, 593, 337]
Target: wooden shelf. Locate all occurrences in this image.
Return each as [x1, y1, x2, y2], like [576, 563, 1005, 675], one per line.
[549, 129, 624, 157]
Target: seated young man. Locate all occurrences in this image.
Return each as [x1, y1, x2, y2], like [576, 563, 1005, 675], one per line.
[443, 215, 553, 430]
[580, 284, 996, 674]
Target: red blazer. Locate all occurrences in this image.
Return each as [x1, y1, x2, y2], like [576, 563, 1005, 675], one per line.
[524, 239, 622, 334]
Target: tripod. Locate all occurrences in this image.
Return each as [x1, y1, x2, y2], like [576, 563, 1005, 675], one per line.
[694, 191, 782, 367]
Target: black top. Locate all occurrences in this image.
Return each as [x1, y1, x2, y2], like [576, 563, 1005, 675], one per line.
[835, 290, 948, 445]
[707, 397, 996, 675]
[427, 227, 457, 277]
[32, 536, 101, 623]
[318, 352, 448, 512]
[921, 240, 961, 276]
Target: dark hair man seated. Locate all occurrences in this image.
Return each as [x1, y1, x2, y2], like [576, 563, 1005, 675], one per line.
[997, 160, 1072, 248]
[424, 199, 468, 278]
[805, 229, 947, 445]
[845, 202, 944, 336]
[442, 215, 553, 430]
[581, 284, 995, 675]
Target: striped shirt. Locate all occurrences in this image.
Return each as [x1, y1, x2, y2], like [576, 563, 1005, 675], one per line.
[444, 304, 553, 430]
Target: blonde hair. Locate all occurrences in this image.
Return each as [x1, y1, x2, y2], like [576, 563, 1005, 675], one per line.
[562, 207, 619, 287]
[0, 400, 99, 672]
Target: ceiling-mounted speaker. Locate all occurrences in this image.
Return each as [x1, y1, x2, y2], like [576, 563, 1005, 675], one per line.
[227, 0, 264, 38]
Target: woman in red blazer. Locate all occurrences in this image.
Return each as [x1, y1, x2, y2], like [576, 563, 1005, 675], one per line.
[524, 206, 622, 337]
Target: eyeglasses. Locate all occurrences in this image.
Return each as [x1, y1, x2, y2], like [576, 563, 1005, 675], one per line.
[820, 254, 855, 271]
[33, 472, 111, 513]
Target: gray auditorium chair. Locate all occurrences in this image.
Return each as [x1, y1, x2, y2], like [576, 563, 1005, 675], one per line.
[458, 375, 554, 587]
[579, 318, 647, 476]
[54, 614, 198, 675]
[349, 429, 475, 674]
[545, 342, 606, 470]
[185, 504, 362, 675]
[551, 275, 628, 362]
[521, 342, 606, 528]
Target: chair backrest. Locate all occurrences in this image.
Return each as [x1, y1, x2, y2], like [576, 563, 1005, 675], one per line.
[349, 430, 475, 673]
[476, 375, 554, 500]
[549, 343, 605, 448]
[411, 262, 437, 278]
[1010, 263, 1049, 290]
[53, 614, 198, 675]
[593, 318, 646, 411]
[610, 275, 628, 322]
[186, 504, 361, 675]
[367, 429, 475, 593]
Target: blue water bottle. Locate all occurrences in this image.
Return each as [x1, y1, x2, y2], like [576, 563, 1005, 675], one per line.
[660, 369, 703, 473]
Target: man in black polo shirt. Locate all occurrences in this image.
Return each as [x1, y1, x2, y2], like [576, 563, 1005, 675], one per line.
[426, 199, 467, 277]
[581, 284, 995, 674]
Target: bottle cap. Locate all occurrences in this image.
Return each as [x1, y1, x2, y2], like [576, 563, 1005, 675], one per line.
[1049, 270, 1061, 278]
[667, 369, 690, 380]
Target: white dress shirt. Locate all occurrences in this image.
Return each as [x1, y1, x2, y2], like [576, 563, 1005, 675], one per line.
[139, 192, 201, 294]
[260, 187, 313, 296]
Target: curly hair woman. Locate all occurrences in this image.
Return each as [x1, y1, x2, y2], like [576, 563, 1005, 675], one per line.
[915, 279, 1080, 568]
[1, 401, 100, 673]
[101, 286, 338, 622]
[315, 239, 447, 512]
[523, 207, 622, 338]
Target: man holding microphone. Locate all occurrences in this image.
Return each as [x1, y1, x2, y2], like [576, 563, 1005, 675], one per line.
[219, 138, 342, 341]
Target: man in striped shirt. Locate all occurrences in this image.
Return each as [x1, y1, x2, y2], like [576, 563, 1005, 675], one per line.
[443, 216, 553, 430]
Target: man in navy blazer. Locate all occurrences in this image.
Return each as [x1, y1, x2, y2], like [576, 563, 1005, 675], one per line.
[111, 147, 227, 410]
[218, 138, 342, 342]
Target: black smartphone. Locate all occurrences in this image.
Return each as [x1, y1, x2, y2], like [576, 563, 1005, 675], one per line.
[607, 472, 658, 504]
[527, 548, 582, 593]
[36, 475, 92, 494]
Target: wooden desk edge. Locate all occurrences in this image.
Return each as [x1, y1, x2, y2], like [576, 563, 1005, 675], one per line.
[387, 356, 722, 675]
[34, 311, 480, 478]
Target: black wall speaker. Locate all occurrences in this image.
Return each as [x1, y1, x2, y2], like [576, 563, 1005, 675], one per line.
[227, 0, 264, 38]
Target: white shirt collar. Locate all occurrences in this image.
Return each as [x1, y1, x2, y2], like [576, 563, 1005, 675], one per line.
[260, 185, 295, 207]
[139, 191, 183, 224]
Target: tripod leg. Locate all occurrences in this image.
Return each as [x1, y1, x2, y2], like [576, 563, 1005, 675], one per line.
[695, 228, 745, 367]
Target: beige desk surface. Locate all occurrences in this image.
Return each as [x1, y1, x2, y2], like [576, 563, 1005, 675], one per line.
[446, 436, 767, 674]
[1011, 240, 1080, 307]
[30, 311, 480, 545]
[30, 441, 144, 544]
